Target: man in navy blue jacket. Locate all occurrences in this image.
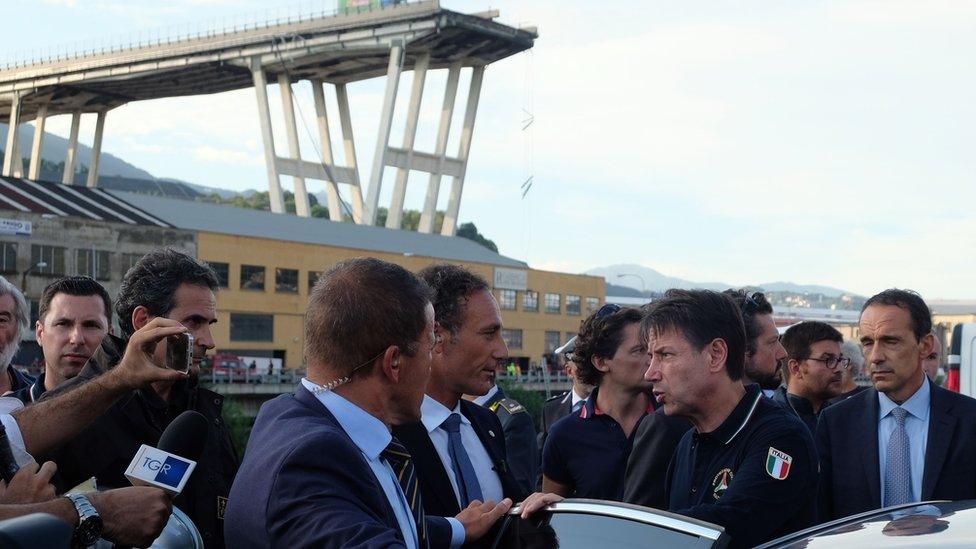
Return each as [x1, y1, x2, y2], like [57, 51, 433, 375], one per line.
[224, 258, 510, 548]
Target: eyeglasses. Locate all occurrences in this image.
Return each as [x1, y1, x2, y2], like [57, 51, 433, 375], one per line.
[804, 356, 851, 370]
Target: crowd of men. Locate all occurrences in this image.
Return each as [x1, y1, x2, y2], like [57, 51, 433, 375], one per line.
[0, 249, 971, 549]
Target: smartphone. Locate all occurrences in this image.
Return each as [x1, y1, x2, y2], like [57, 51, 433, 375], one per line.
[166, 332, 194, 373]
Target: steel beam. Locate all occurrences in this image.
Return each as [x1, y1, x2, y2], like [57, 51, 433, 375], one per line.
[2, 93, 21, 177]
[362, 44, 403, 226]
[62, 111, 81, 185]
[250, 57, 285, 214]
[419, 61, 461, 233]
[86, 110, 106, 188]
[27, 104, 47, 180]
[277, 73, 311, 217]
[441, 65, 484, 236]
[385, 52, 430, 230]
[310, 78, 343, 221]
[335, 83, 364, 223]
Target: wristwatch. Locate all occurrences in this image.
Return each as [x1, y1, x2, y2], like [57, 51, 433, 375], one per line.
[66, 493, 103, 548]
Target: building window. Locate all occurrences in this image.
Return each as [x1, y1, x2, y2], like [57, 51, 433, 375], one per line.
[501, 328, 523, 350]
[275, 268, 299, 293]
[545, 331, 561, 353]
[523, 291, 538, 312]
[308, 271, 322, 293]
[209, 262, 229, 288]
[30, 245, 66, 276]
[498, 289, 517, 310]
[240, 265, 265, 291]
[566, 295, 581, 316]
[0, 242, 16, 273]
[230, 313, 274, 342]
[587, 297, 600, 314]
[545, 293, 561, 314]
[76, 249, 111, 281]
[121, 253, 141, 275]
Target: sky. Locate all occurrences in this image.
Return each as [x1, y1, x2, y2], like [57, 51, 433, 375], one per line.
[3, 1, 976, 299]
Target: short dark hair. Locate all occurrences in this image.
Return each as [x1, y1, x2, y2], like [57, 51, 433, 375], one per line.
[862, 289, 932, 341]
[116, 249, 219, 337]
[305, 258, 433, 378]
[417, 264, 490, 338]
[573, 307, 643, 387]
[782, 321, 843, 362]
[723, 289, 774, 356]
[38, 276, 112, 325]
[641, 289, 746, 380]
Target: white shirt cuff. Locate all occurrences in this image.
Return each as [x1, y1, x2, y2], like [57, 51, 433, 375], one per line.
[446, 517, 465, 549]
[0, 414, 34, 467]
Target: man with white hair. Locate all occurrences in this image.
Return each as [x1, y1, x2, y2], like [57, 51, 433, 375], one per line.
[830, 340, 868, 404]
[0, 276, 35, 396]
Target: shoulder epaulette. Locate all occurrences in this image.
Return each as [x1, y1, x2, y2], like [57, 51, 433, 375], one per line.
[490, 398, 526, 415]
[545, 392, 568, 403]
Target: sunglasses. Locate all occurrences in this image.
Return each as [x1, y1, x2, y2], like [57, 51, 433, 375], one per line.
[595, 303, 621, 319]
[739, 292, 765, 315]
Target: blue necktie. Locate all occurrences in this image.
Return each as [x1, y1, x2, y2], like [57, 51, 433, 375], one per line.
[382, 437, 427, 548]
[441, 413, 484, 507]
[571, 400, 583, 415]
[884, 407, 912, 507]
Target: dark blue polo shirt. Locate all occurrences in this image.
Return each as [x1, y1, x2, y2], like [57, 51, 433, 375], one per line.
[667, 384, 818, 549]
[542, 386, 650, 500]
[4, 365, 34, 402]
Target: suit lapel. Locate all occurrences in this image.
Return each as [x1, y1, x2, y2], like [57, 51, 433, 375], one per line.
[395, 421, 460, 516]
[295, 387, 402, 533]
[461, 401, 521, 501]
[860, 389, 882, 507]
[922, 385, 956, 500]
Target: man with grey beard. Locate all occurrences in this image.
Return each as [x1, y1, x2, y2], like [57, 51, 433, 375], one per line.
[0, 276, 35, 399]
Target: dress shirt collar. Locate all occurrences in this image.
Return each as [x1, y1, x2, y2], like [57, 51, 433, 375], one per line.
[300, 378, 390, 460]
[472, 385, 500, 407]
[421, 394, 471, 434]
[878, 376, 931, 422]
[571, 388, 587, 408]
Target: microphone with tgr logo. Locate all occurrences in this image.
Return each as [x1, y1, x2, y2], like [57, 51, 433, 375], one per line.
[125, 411, 209, 495]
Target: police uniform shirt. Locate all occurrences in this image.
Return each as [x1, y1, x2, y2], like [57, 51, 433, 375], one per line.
[667, 384, 818, 549]
[542, 385, 649, 501]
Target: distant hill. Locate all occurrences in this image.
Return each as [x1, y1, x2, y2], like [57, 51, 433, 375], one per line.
[2, 122, 153, 179]
[589, 263, 860, 299]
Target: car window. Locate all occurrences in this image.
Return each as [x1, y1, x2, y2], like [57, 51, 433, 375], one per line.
[491, 511, 720, 549]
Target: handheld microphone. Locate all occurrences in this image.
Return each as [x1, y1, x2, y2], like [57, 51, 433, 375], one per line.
[125, 411, 209, 495]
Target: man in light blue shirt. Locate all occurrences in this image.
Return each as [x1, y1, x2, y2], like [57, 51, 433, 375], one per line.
[816, 289, 976, 522]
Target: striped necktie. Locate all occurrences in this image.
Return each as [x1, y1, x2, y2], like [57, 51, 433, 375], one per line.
[382, 437, 427, 548]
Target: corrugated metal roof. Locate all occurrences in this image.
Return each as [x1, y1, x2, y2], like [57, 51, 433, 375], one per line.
[110, 191, 528, 269]
[0, 177, 172, 227]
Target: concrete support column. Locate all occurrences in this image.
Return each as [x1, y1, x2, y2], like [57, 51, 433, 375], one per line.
[250, 58, 285, 214]
[418, 61, 461, 234]
[335, 84, 364, 223]
[386, 52, 430, 230]
[310, 79, 343, 221]
[277, 73, 311, 217]
[441, 66, 484, 236]
[62, 111, 82, 185]
[85, 110, 107, 188]
[363, 44, 404, 226]
[2, 93, 22, 178]
[27, 104, 47, 180]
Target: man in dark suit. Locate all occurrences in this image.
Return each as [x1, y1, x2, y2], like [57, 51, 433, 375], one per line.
[817, 289, 976, 522]
[224, 259, 510, 548]
[538, 343, 592, 453]
[394, 265, 525, 533]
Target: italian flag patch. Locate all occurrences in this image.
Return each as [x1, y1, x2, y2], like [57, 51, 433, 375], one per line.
[765, 447, 792, 480]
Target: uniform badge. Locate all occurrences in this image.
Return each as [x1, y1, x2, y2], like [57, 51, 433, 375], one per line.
[765, 447, 793, 480]
[217, 496, 228, 520]
[711, 468, 733, 500]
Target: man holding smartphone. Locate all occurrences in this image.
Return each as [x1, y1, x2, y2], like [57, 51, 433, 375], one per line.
[40, 249, 239, 548]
